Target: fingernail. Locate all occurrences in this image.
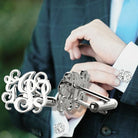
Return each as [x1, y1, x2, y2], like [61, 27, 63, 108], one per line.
[75, 53, 81, 59]
[65, 47, 69, 51]
[115, 78, 120, 85]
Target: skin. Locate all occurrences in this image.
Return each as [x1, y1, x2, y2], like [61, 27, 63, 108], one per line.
[65, 62, 120, 119]
[64, 19, 126, 119]
[65, 19, 126, 65]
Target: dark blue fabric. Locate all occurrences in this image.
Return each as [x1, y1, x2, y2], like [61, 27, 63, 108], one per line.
[10, 0, 138, 137]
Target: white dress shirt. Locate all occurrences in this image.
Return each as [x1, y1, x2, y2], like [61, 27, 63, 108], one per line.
[51, 0, 138, 137]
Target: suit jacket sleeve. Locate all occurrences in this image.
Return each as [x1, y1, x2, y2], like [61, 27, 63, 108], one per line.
[9, 0, 57, 137]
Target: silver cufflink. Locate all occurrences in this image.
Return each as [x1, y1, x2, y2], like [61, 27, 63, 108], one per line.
[1, 69, 118, 115]
[54, 123, 65, 134]
[117, 69, 132, 83]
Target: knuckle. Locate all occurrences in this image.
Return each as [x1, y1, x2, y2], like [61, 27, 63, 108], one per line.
[77, 26, 83, 30]
[91, 61, 97, 66]
[104, 91, 109, 97]
[98, 87, 105, 93]
[71, 30, 75, 34]
[88, 62, 97, 70]
[102, 90, 107, 95]
[65, 35, 72, 44]
[72, 63, 80, 71]
[92, 19, 101, 24]
[71, 26, 83, 35]
[96, 87, 108, 97]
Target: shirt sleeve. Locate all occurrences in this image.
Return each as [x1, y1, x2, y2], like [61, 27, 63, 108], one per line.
[51, 106, 83, 138]
[113, 42, 138, 92]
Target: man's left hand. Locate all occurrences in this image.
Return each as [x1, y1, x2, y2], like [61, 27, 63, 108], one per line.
[65, 19, 126, 65]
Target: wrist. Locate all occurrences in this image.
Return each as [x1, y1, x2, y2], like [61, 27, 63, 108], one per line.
[112, 41, 126, 64]
[65, 112, 72, 120]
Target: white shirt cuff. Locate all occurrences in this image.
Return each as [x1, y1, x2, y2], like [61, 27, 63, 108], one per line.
[51, 107, 83, 138]
[113, 42, 138, 92]
[63, 115, 84, 137]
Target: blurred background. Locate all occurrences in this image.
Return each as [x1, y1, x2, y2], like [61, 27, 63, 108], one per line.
[0, 0, 42, 137]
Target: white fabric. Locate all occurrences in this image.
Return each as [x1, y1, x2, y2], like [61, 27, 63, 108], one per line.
[51, 95, 84, 138]
[51, 1, 138, 138]
[62, 116, 84, 137]
[51, 108, 69, 138]
[113, 42, 138, 92]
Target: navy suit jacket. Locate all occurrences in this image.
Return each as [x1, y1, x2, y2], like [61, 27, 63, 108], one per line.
[10, 0, 138, 137]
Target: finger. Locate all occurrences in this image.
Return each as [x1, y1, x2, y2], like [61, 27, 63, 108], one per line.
[99, 84, 114, 90]
[64, 82, 109, 119]
[65, 27, 90, 51]
[88, 70, 120, 86]
[65, 105, 87, 119]
[88, 83, 109, 97]
[71, 67, 120, 86]
[71, 62, 119, 75]
[69, 49, 75, 60]
[64, 83, 109, 119]
[72, 46, 81, 59]
[87, 83, 109, 104]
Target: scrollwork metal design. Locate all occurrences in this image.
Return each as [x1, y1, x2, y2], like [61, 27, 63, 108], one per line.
[1, 69, 118, 115]
[1, 69, 51, 113]
[57, 71, 90, 114]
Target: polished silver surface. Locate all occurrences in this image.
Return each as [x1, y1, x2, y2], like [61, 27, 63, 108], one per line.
[1, 69, 53, 113]
[56, 71, 90, 113]
[1, 69, 118, 114]
[117, 69, 132, 83]
[54, 122, 65, 134]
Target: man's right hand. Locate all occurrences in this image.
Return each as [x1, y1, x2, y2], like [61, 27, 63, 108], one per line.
[65, 62, 120, 119]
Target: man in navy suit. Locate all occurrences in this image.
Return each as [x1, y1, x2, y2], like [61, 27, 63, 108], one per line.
[10, 0, 138, 137]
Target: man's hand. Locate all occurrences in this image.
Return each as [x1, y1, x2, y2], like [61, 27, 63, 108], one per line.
[65, 19, 126, 65]
[65, 62, 120, 119]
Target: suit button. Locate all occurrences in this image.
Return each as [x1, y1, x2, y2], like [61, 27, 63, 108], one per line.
[101, 126, 112, 136]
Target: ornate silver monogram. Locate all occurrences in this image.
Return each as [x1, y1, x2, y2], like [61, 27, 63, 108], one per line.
[54, 123, 65, 134]
[1, 69, 51, 113]
[57, 71, 90, 114]
[1, 69, 118, 115]
[117, 69, 132, 83]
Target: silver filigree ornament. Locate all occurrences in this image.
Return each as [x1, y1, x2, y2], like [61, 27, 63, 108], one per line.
[56, 71, 90, 114]
[1, 69, 51, 113]
[117, 69, 132, 83]
[2, 69, 118, 115]
[54, 122, 65, 134]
